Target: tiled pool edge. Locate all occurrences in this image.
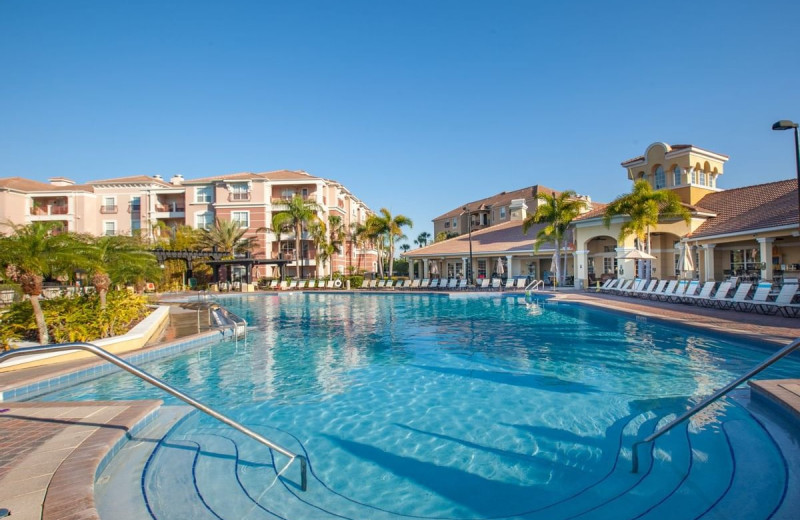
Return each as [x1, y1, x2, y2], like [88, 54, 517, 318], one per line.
[0, 329, 233, 402]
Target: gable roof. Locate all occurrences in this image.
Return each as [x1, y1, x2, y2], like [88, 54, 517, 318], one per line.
[0, 177, 94, 193]
[88, 175, 173, 187]
[405, 219, 570, 258]
[184, 169, 318, 184]
[434, 185, 562, 221]
[688, 179, 798, 238]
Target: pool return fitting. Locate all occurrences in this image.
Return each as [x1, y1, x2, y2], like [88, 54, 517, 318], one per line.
[0, 342, 308, 491]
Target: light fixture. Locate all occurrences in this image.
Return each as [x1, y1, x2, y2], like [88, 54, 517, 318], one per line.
[772, 120, 800, 227]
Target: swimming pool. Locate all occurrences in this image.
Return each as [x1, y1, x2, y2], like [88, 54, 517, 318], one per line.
[39, 293, 800, 519]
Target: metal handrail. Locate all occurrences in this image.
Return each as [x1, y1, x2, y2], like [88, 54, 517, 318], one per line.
[0, 342, 307, 491]
[525, 280, 544, 291]
[631, 336, 800, 473]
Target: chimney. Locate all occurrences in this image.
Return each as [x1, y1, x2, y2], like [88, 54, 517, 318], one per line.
[509, 198, 528, 221]
[170, 174, 184, 185]
[153, 174, 163, 181]
[48, 177, 75, 186]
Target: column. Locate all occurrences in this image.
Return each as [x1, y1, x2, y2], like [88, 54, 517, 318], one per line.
[423, 258, 429, 279]
[757, 237, 775, 281]
[462, 257, 467, 279]
[506, 255, 514, 279]
[615, 247, 631, 280]
[409, 259, 415, 280]
[702, 244, 716, 281]
[574, 249, 589, 287]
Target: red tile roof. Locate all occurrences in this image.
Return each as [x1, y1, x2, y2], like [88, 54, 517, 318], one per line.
[0, 177, 94, 192]
[688, 179, 798, 238]
[433, 185, 562, 221]
[89, 175, 173, 187]
[405, 219, 571, 257]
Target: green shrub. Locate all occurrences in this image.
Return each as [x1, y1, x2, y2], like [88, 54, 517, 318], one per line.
[0, 290, 150, 348]
[347, 275, 364, 288]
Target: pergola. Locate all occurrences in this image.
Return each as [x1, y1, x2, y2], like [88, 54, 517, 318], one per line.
[151, 249, 289, 284]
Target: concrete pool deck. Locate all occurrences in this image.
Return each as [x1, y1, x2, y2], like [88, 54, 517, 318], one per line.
[0, 289, 798, 519]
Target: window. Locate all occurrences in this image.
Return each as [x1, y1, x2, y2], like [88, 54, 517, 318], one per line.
[231, 211, 249, 228]
[444, 221, 450, 228]
[301, 188, 309, 199]
[693, 170, 699, 184]
[131, 220, 141, 233]
[281, 188, 295, 199]
[101, 197, 116, 214]
[230, 183, 250, 201]
[477, 260, 487, 277]
[730, 249, 761, 275]
[603, 257, 617, 274]
[196, 186, 213, 203]
[130, 196, 141, 212]
[452, 217, 457, 228]
[103, 221, 116, 236]
[699, 171, 706, 186]
[673, 166, 681, 186]
[654, 166, 665, 189]
[196, 212, 213, 230]
[500, 207, 506, 219]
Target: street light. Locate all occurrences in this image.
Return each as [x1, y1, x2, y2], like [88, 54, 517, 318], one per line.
[772, 119, 800, 226]
[462, 206, 474, 284]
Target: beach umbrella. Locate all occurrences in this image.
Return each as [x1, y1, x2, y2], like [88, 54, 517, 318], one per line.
[495, 257, 505, 276]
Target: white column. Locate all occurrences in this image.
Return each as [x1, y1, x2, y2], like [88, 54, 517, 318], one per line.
[702, 244, 716, 281]
[409, 259, 415, 280]
[462, 257, 467, 279]
[574, 249, 589, 286]
[615, 247, 631, 280]
[506, 255, 514, 278]
[423, 258, 429, 279]
[757, 238, 775, 281]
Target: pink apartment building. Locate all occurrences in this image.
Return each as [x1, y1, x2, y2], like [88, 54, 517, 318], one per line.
[0, 170, 378, 279]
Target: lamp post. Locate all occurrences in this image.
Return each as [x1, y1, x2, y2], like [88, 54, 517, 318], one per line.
[772, 120, 800, 227]
[462, 206, 474, 284]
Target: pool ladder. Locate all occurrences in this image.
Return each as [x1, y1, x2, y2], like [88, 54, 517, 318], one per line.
[0, 342, 308, 491]
[631, 336, 800, 472]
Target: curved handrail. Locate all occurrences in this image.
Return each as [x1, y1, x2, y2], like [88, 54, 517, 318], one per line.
[631, 336, 800, 472]
[0, 342, 307, 491]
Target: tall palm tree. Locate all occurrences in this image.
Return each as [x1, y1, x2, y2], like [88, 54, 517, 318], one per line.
[86, 235, 160, 309]
[199, 219, 255, 256]
[272, 195, 322, 278]
[602, 180, 691, 253]
[0, 222, 86, 344]
[414, 231, 431, 248]
[309, 219, 328, 278]
[400, 243, 411, 254]
[369, 208, 413, 277]
[346, 222, 366, 273]
[522, 191, 587, 286]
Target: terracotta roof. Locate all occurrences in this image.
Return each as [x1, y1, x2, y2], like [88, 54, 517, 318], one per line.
[185, 172, 264, 183]
[89, 175, 173, 187]
[405, 219, 572, 257]
[621, 143, 729, 166]
[688, 179, 798, 238]
[434, 185, 562, 221]
[572, 202, 609, 222]
[260, 170, 317, 181]
[0, 177, 94, 193]
[185, 170, 318, 184]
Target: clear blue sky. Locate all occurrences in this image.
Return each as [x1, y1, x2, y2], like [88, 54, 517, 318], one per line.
[2, 0, 799, 245]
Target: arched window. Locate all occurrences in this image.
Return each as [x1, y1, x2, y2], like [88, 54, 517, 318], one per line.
[654, 166, 665, 189]
[699, 171, 706, 186]
[673, 166, 681, 186]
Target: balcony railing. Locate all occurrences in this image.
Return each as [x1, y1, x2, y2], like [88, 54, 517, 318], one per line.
[271, 196, 316, 204]
[100, 205, 118, 214]
[30, 205, 68, 216]
[229, 192, 251, 201]
[155, 203, 185, 213]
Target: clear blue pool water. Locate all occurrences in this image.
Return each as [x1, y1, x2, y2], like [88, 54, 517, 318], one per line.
[38, 293, 800, 519]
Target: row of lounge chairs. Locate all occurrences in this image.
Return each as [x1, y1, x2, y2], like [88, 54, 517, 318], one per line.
[264, 279, 344, 290]
[262, 277, 534, 291]
[596, 278, 800, 317]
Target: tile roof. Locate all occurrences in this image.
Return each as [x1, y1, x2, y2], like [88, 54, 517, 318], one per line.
[0, 177, 94, 193]
[688, 179, 798, 238]
[88, 175, 173, 187]
[433, 185, 562, 221]
[405, 219, 571, 257]
[185, 170, 318, 183]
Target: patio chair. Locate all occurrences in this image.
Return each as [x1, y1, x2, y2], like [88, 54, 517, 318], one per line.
[503, 278, 516, 291]
[478, 278, 491, 290]
[676, 280, 700, 302]
[458, 279, 468, 290]
[269, 279, 279, 290]
[623, 279, 647, 296]
[515, 278, 527, 290]
[656, 280, 678, 301]
[419, 278, 431, 289]
[647, 280, 668, 300]
[429, 279, 440, 289]
[279, 280, 289, 290]
[447, 278, 458, 290]
[306, 279, 316, 289]
[401, 279, 413, 289]
[491, 278, 502, 291]
[715, 282, 753, 310]
[600, 279, 619, 293]
[635, 279, 659, 298]
[697, 281, 731, 307]
[667, 280, 690, 302]
[610, 279, 632, 294]
[754, 282, 800, 316]
[736, 282, 772, 312]
[289, 280, 299, 289]
[327, 280, 336, 289]
[297, 280, 307, 289]
[376, 280, 386, 288]
[385, 280, 396, 289]
[410, 279, 421, 289]
[681, 281, 716, 304]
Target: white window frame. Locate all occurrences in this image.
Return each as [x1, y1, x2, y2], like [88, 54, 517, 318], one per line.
[195, 186, 214, 203]
[130, 196, 141, 212]
[195, 211, 214, 230]
[654, 166, 665, 189]
[231, 211, 250, 228]
[500, 207, 506, 219]
[103, 220, 116, 236]
[130, 219, 141, 233]
[673, 166, 681, 186]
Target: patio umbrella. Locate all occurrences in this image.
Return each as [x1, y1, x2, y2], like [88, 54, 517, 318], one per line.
[495, 257, 505, 277]
[430, 261, 439, 277]
[551, 250, 559, 285]
[623, 249, 656, 260]
[680, 245, 694, 274]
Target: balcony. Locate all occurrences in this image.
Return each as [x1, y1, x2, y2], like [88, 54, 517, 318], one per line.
[100, 205, 118, 214]
[155, 203, 185, 213]
[31, 204, 68, 216]
[228, 192, 251, 202]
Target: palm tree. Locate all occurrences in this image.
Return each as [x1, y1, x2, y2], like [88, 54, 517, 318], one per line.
[414, 231, 431, 248]
[309, 219, 328, 278]
[272, 195, 322, 278]
[346, 222, 366, 272]
[369, 208, 413, 277]
[0, 222, 86, 344]
[400, 243, 411, 254]
[522, 191, 588, 286]
[602, 180, 691, 254]
[199, 219, 255, 257]
[86, 235, 160, 309]
[365, 214, 388, 277]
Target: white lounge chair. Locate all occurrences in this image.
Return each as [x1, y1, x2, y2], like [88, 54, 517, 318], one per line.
[736, 282, 772, 312]
[269, 279, 279, 290]
[681, 281, 715, 304]
[611, 279, 632, 294]
[385, 280, 395, 289]
[647, 280, 668, 300]
[410, 279, 421, 289]
[458, 279, 468, 290]
[419, 278, 431, 289]
[676, 280, 700, 302]
[400, 279, 412, 289]
[503, 278, 515, 291]
[429, 279, 440, 289]
[635, 279, 658, 298]
[279, 280, 289, 290]
[656, 280, 678, 301]
[515, 278, 527, 290]
[447, 278, 458, 290]
[698, 281, 731, 307]
[667, 280, 689, 302]
[716, 282, 753, 310]
[491, 278, 502, 290]
[600, 279, 619, 293]
[478, 278, 491, 290]
[754, 282, 800, 315]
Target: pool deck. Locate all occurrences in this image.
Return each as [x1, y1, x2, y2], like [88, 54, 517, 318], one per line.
[0, 289, 798, 519]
